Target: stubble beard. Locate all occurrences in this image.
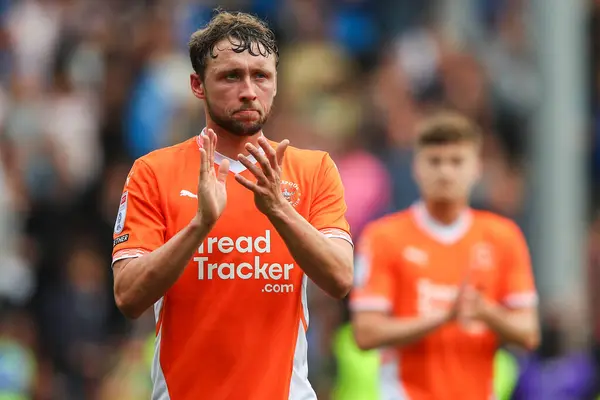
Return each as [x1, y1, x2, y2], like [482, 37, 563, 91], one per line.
[204, 95, 271, 137]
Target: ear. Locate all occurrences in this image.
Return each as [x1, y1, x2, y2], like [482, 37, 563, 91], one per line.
[190, 73, 205, 100]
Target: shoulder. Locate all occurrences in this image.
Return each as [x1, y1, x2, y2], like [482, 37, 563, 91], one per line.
[134, 138, 196, 177]
[472, 210, 525, 242]
[361, 210, 413, 242]
[276, 142, 335, 172]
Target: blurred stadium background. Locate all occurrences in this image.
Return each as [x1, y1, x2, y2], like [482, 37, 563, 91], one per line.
[0, 0, 597, 399]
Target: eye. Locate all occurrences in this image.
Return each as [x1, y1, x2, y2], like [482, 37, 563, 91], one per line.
[225, 73, 239, 81]
[255, 72, 268, 80]
[451, 157, 463, 166]
[429, 157, 441, 167]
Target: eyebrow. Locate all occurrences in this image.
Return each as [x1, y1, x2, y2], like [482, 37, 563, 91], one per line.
[215, 66, 272, 75]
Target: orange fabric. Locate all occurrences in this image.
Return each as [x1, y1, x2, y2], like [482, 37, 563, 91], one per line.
[112, 137, 351, 400]
[350, 208, 537, 400]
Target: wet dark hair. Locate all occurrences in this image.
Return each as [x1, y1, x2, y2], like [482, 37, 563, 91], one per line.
[188, 10, 279, 80]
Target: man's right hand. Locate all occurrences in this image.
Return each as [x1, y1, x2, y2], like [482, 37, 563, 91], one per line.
[195, 129, 230, 228]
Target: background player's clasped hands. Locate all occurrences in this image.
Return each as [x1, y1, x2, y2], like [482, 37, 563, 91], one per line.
[455, 282, 490, 334]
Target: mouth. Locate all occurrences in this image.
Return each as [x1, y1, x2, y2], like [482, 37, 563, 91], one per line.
[233, 110, 260, 119]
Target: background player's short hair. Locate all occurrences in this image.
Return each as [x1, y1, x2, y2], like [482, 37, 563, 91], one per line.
[188, 9, 279, 80]
[415, 111, 482, 148]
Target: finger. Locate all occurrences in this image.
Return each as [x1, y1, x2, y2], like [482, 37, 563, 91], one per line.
[201, 133, 211, 172]
[459, 266, 472, 289]
[462, 286, 477, 301]
[276, 139, 289, 167]
[204, 129, 212, 167]
[238, 154, 268, 184]
[217, 159, 230, 183]
[235, 173, 259, 191]
[244, 144, 273, 179]
[208, 129, 217, 165]
[258, 136, 277, 169]
[199, 148, 208, 181]
[455, 276, 471, 306]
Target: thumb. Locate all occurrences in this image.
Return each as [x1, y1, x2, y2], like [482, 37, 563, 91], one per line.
[217, 159, 230, 183]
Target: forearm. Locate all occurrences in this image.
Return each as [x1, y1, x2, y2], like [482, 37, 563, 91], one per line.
[268, 202, 353, 299]
[114, 217, 211, 318]
[479, 303, 540, 350]
[353, 313, 449, 351]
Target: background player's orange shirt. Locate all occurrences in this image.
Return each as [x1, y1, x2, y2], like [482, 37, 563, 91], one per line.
[350, 202, 537, 400]
[112, 134, 352, 400]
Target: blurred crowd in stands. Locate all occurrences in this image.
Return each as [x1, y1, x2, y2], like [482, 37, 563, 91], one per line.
[0, 0, 598, 398]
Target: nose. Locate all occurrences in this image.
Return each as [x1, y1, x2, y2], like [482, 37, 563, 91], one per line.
[439, 162, 454, 178]
[239, 76, 257, 102]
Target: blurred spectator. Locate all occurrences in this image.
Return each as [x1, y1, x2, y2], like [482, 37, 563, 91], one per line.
[0, 306, 37, 400]
[38, 238, 113, 399]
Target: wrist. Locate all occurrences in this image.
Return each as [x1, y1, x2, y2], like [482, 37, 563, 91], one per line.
[189, 214, 215, 237]
[477, 299, 500, 323]
[428, 310, 453, 327]
[266, 199, 294, 221]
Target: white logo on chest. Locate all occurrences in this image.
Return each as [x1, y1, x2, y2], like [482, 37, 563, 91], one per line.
[403, 246, 428, 266]
[180, 189, 198, 199]
[192, 230, 296, 294]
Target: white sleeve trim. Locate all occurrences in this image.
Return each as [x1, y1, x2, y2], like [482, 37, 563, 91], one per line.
[325, 233, 354, 247]
[502, 292, 539, 309]
[111, 248, 149, 268]
[320, 228, 353, 247]
[349, 296, 392, 312]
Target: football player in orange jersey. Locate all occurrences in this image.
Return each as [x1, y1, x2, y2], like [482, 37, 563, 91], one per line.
[350, 112, 540, 400]
[111, 10, 353, 400]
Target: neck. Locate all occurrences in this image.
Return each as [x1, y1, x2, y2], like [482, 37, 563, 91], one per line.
[205, 122, 262, 159]
[422, 199, 468, 225]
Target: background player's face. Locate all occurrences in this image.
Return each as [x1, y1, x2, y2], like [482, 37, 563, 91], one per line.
[413, 142, 481, 203]
[190, 38, 277, 136]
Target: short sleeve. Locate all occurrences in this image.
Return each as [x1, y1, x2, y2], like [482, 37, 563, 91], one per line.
[112, 159, 166, 266]
[349, 224, 395, 313]
[498, 222, 538, 309]
[308, 153, 352, 246]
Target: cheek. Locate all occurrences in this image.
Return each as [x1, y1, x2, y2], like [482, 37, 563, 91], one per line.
[421, 173, 440, 189]
[258, 81, 276, 99]
[458, 170, 476, 189]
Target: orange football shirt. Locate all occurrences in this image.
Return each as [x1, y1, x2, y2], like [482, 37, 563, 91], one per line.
[350, 202, 537, 400]
[112, 133, 352, 400]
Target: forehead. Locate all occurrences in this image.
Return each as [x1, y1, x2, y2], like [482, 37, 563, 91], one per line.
[207, 38, 276, 72]
[417, 142, 479, 158]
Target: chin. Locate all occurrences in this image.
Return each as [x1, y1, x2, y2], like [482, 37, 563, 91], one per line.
[427, 194, 458, 204]
[216, 120, 264, 137]
[232, 124, 264, 136]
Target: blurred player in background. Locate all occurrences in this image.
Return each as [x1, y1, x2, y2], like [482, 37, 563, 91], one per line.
[350, 112, 540, 400]
[111, 10, 353, 400]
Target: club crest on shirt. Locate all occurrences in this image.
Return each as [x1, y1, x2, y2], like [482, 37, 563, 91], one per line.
[281, 180, 301, 207]
[470, 242, 494, 270]
[114, 191, 128, 234]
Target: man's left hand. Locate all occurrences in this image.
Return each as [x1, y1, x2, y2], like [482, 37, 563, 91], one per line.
[236, 136, 290, 216]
